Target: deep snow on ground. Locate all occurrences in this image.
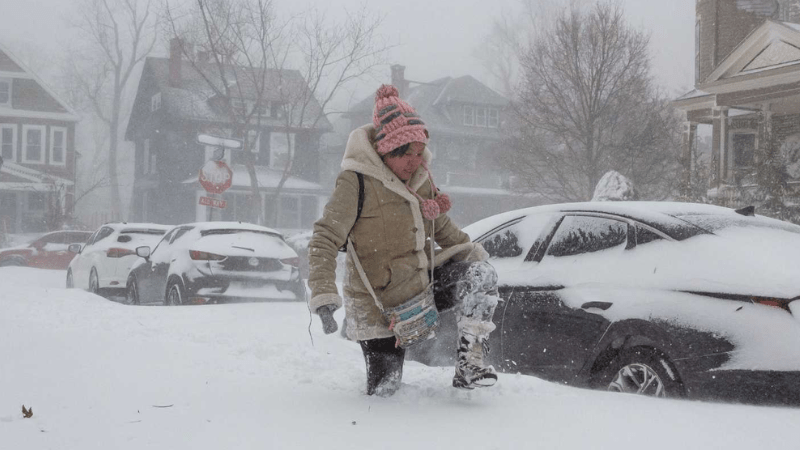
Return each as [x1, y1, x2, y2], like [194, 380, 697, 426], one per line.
[2, 267, 800, 450]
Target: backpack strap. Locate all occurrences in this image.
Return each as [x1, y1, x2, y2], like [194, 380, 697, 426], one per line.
[338, 172, 364, 252]
[355, 172, 365, 221]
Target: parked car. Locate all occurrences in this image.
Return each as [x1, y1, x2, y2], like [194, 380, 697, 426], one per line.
[408, 202, 800, 406]
[126, 222, 306, 305]
[66, 223, 172, 296]
[0, 230, 92, 269]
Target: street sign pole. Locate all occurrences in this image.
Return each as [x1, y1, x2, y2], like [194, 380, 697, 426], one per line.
[197, 134, 241, 222]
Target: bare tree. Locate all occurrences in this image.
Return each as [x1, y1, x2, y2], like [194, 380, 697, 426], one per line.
[68, 0, 158, 218]
[475, 0, 593, 98]
[500, 1, 681, 202]
[164, 0, 387, 226]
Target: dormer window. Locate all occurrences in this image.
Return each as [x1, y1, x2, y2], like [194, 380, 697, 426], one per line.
[488, 108, 499, 128]
[463, 105, 500, 128]
[150, 92, 161, 112]
[0, 78, 10, 107]
[476, 107, 486, 127]
[463, 105, 475, 126]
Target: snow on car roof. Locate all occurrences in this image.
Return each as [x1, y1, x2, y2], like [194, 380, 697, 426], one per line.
[524, 201, 735, 217]
[120, 224, 172, 234]
[104, 222, 173, 232]
[464, 201, 756, 240]
[180, 221, 283, 236]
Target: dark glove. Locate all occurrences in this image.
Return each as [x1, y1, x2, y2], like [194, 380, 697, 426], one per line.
[317, 305, 338, 335]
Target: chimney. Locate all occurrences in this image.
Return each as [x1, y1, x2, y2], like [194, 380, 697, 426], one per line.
[169, 38, 183, 87]
[391, 64, 408, 98]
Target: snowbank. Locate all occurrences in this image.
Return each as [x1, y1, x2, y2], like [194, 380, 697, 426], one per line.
[2, 267, 800, 449]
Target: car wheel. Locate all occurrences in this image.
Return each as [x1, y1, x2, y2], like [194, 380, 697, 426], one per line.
[165, 280, 184, 306]
[89, 268, 101, 296]
[601, 347, 684, 398]
[0, 255, 26, 267]
[66, 269, 74, 288]
[126, 279, 140, 306]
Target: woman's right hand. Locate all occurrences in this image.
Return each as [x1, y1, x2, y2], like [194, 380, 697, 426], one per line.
[317, 305, 339, 334]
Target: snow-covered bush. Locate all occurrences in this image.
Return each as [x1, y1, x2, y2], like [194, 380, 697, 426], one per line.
[592, 171, 638, 201]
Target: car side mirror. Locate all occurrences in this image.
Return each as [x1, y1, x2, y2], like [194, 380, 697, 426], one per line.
[136, 246, 151, 259]
[68, 243, 82, 253]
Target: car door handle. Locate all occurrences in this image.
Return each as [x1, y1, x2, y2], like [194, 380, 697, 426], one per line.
[581, 301, 612, 311]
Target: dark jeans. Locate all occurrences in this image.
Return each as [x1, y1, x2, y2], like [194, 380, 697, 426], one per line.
[358, 261, 484, 395]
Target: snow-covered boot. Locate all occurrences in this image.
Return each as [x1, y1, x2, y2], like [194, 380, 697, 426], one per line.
[453, 317, 497, 389]
[450, 262, 500, 389]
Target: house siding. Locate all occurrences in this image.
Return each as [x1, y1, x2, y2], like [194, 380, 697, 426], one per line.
[12, 79, 68, 112]
[0, 50, 24, 72]
[0, 47, 78, 234]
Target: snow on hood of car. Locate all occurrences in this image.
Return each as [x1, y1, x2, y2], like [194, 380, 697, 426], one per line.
[0, 243, 33, 253]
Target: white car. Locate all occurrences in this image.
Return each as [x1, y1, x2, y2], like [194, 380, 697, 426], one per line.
[66, 223, 172, 297]
[126, 222, 306, 305]
[409, 201, 800, 406]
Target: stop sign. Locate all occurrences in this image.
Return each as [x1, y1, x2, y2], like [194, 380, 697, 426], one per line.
[198, 160, 233, 194]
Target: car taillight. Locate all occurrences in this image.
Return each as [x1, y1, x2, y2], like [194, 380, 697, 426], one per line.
[752, 297, 792, 313]
[107, 248, 136, 258]
[280, 257, 300, 267]
[190, 250, 226, 261]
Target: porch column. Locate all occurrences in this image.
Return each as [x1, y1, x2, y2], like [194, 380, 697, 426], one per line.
[680, 121, 697, 198]
[757, 105, 777, 195]
[711, 107, 728, 188]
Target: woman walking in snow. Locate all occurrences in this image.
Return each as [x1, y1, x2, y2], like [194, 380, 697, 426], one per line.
[307, 84, 500, 396]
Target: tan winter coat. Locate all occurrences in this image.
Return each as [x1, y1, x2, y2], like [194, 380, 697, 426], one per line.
[308, 124, 470, 341]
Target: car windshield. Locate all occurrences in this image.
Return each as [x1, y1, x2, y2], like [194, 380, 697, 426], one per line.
[674, 213, 800, 235]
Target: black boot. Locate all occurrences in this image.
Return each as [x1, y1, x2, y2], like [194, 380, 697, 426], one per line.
[360, 336, 405, 397]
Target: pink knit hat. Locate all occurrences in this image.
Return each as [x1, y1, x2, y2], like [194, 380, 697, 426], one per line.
[373, 84, 428, 156]
[372, 84, 450, 220]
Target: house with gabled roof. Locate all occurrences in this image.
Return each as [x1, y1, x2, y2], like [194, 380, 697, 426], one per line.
[336, 65, 541, 226]
[674, 0, 800, 200]
[0, 42, 80, 234]
[124, 39, 332, 230]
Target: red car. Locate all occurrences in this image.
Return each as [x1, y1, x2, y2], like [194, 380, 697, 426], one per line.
[0, 231, 93, 269]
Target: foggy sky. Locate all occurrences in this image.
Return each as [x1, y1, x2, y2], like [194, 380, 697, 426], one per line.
[0, 0, 696, 101]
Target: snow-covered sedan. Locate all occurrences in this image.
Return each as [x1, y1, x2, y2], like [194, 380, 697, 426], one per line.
[126, 222, 306, 305]
[0, 230, 92, 269]
[66, 223, 172, 297]
[409, 202, 800, 406]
